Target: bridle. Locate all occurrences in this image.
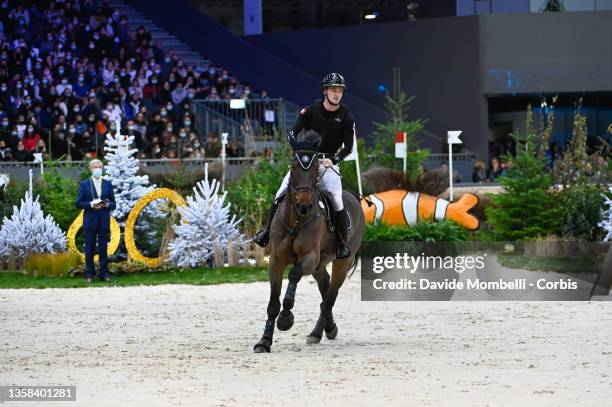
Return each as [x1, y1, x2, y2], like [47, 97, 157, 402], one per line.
[276, 149, 324, 237]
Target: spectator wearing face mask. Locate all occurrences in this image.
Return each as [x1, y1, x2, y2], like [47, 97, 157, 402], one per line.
[0, 116, 11, 141]
[182, 115, 193, 132]
[102, 101, 122, 123]
[73, 73, 90, 97]
[192, 139, 205, 159]
[162, 121, 175, 147]
[157, 81, 170, 104]
[32, 103, 52, 130]
[163, 101, 177, 126]
[22, 125, 40, 152]
[34, 139, 49, 161]
[56, 77, 72, 96]
[13, 140, 31, 162]
[171, 82, 187, 105]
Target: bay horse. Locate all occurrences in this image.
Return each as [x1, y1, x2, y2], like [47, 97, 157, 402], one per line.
[254, 148, 365, 353]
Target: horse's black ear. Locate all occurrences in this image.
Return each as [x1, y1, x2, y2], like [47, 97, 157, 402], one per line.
[302, 129, 321, 146]
[292, 140, 318, 152]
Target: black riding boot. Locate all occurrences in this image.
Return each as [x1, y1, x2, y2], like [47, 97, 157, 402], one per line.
[252, 198, 280, 247]
[334, 208, 351, 259]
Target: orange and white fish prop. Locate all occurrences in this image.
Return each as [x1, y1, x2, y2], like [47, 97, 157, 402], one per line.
[360, 189, 480, 231]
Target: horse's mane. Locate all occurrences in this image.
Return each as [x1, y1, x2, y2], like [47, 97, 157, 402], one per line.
[362, 167, 449, 197]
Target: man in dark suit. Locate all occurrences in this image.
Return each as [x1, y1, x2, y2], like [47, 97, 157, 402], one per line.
[75, 159, 116, 283]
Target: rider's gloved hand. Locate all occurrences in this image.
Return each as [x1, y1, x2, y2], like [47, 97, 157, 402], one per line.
[322, 158, 333, 168]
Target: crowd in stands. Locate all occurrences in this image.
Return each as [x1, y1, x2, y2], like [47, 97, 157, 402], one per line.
[0, 0, 256, 163]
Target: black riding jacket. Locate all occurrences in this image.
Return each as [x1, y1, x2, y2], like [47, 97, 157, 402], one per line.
[287, 100, 355, 164]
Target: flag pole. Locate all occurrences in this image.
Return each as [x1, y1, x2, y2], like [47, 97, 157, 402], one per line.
[353, 133, 363, 197]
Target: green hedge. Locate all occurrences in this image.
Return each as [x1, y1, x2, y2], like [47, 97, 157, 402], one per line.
[364, 220, 469, 242]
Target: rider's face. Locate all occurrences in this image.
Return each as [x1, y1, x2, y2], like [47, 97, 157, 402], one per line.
[324, 86, 344, 104]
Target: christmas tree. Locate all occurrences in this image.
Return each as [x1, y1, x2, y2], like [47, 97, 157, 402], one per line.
[0, 170, 66, 261]
[103, 121, 155, 225]
[600, 186, 612, 241]
[485, 108, 561, 240]
[168, 163, 246, 267]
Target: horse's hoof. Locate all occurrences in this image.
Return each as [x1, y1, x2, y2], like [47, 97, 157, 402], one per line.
[253, 339, 271, 353]
[276, 311, 294, 331]
[306, 334, 322, 345]
[325, 324, 338, 340]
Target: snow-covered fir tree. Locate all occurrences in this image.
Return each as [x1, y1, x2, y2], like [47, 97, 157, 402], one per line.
[103, 121, 155, 224]
[0, 171, 66, 260]
[600, 186, 612, 241]
[169, 163, 246, 267]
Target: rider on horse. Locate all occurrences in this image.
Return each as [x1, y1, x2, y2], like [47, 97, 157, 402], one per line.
[252, 72, 355, 259]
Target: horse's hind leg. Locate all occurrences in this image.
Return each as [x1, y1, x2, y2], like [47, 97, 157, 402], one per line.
[254, 257, 285, 353]
[276, 263, 302, 331]
[312, 263, 338, 340]
[307, 257, 351, 344]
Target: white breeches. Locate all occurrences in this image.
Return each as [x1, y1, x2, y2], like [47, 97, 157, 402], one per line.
[274, 163, 344, 211]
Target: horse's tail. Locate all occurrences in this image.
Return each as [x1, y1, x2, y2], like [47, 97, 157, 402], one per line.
[347, 246, 360, 280]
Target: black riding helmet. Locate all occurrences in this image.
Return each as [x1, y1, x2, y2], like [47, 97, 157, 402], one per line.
[321, 73, 347, 90]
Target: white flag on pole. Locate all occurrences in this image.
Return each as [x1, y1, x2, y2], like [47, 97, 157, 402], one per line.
[343, 126, 358, 161]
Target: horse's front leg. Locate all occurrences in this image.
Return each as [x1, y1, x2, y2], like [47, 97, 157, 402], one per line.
[307, 257, 350, 344]
[254, 255, 286, 353]
[277, 250, 318, 331]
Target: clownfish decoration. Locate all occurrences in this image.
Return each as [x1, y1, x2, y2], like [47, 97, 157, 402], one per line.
[361, 189, 480, 231]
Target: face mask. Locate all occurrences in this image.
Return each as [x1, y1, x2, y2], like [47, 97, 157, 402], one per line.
[167, 127, 173, 132]
[179, 131, 186, 138]
[28, 127, 34, 132]
[128, 125, 135, 130]
[167, 104, 173, 110]
[1, 121, 8, 127]
[188, 93, 194, 99]
[16, 84, 22, 89]
[152, 80, 158, 84]
[0, 86, 6, 91]
[58, 68, 65, 75]
[194, 143, 200, 148]
[184, 121, 191, 126]
[92, 168, 103, 178]
[85, 25, 91, 32]
[164, 58, 171, 63]
[69, 128, 75, 133]
[71, 44, 77, 50]
[160, 110, 167, 116]
[154, 69, 161, 74]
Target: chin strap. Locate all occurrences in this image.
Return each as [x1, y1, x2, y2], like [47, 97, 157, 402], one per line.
[324, 93, 339, 106]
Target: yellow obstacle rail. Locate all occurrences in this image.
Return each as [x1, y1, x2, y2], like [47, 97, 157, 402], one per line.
[124, 188, 187, 267]
[67, 210, 121, 262]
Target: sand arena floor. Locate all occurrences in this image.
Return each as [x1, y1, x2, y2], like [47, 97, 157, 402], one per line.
[1, 269, 611, 406]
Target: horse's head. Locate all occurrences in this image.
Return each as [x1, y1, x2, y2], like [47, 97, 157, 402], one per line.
[290, 145, 319, 216]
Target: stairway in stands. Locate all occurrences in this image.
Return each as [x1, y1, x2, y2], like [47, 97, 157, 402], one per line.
[108, 0, 210, 67]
